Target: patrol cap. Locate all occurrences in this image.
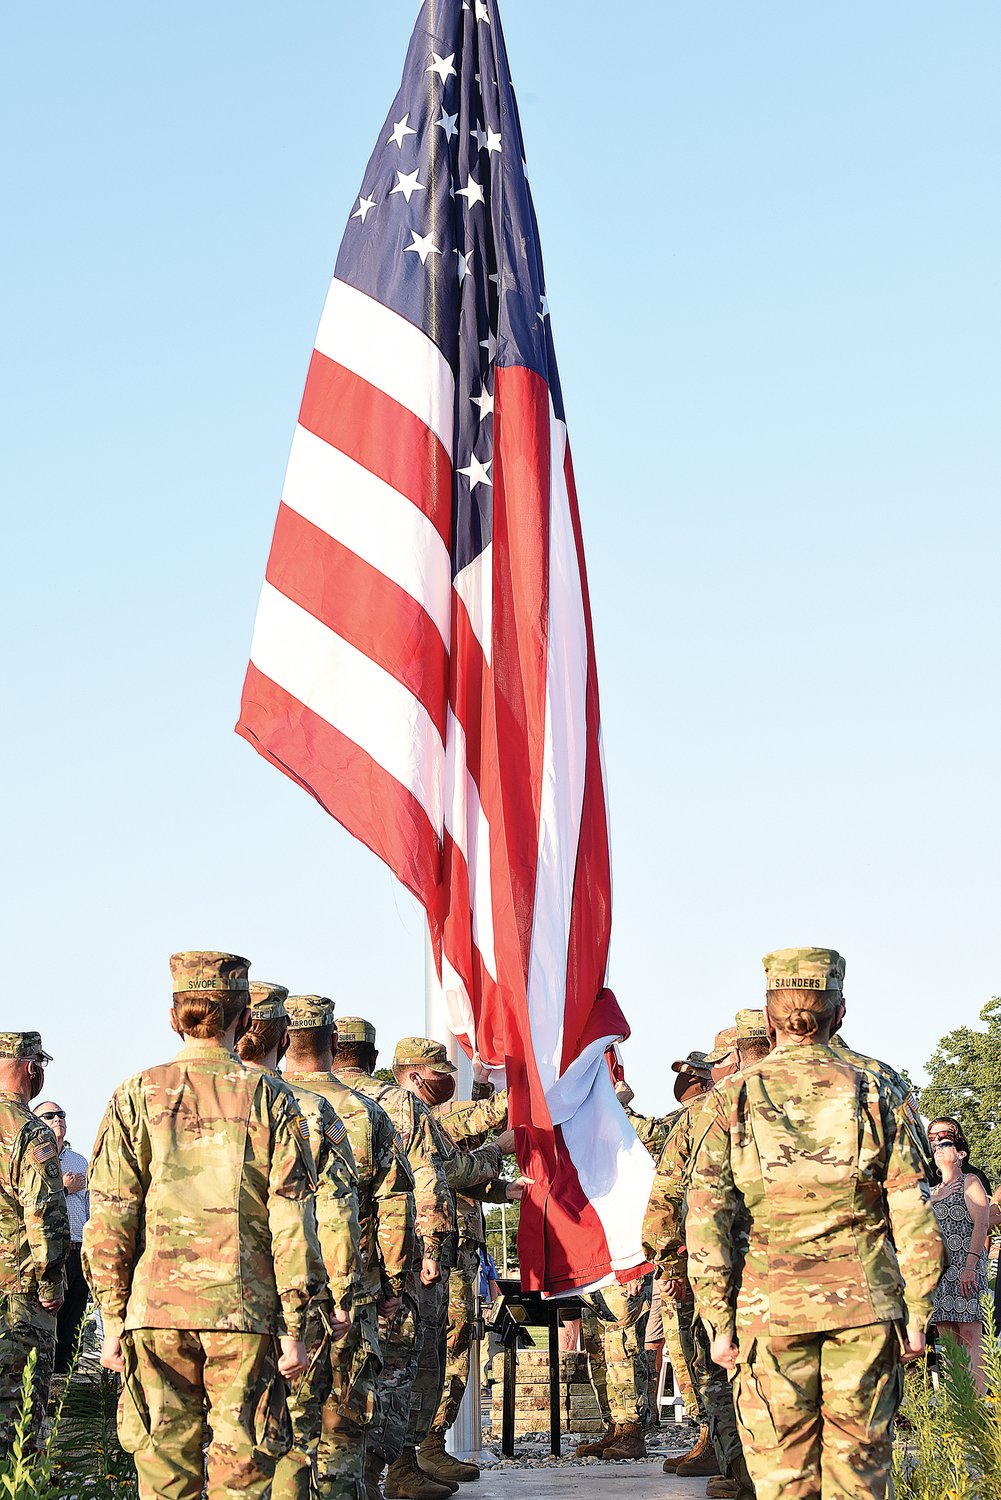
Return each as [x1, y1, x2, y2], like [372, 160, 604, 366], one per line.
[285, 995, 336, 1029]
[735, 1009, 769, 1041]
[337, 1016, 377, 1046]
[0, 1032, 52, 1065]
[169, 951, 250, 996]
[705, 1027, 738, 1065]
[393, 1037, 457, 1074]
[248, 981, 289, 1022]
[762, 948, 845, 993]
[670, 1049, 712, 1078]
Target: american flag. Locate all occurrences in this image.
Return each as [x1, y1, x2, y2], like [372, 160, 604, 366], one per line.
[237, 0, 653, 1293]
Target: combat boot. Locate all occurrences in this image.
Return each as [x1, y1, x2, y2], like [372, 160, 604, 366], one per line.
[419, 1433, 480, 1483]
[384, 1447, 455, 1500]
[663, 1422, 709, 1473]
[705, 1453, 755, 1498]
[601, 1422, 646, 1460]
[365, 1451, 387, 1500]
[574, 1421, 617, 1457]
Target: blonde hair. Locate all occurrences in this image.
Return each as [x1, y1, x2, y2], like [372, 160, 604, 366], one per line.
[766, 988, 839, 1039]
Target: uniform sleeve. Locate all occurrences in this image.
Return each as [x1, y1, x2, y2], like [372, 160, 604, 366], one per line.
[440, 1090, 509, 1144]
[407, 1099, 454, 1259]
[883, 1094, 946, 1327]
[81, 1085, 149, 1338]
[267, 1090, 328, 1340]
[372, 1109, 416, 1298]
[444, 1139, 505, 1193]
[625, 1105, 668, 1153]
[641, 1116, 689, 1276]
[684, 1099, 739, 1342]
[314, 1104, 363, 1310]
[16, 1122, 71, 1300]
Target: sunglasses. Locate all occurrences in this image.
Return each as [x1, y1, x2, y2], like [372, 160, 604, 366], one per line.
[37, 1110, 65, 1121]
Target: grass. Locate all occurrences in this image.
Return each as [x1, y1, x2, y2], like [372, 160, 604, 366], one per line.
[0, 1323, 138, 1500]
[892, 1302, 1001, 1500]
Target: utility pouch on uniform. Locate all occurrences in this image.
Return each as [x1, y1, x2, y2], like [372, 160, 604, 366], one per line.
[116, 1336, 152, 1455]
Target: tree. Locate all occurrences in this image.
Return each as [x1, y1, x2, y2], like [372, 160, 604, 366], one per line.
[920, 998, 1001, 1185]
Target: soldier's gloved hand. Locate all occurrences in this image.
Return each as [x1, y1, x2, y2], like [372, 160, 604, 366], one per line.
[378, 1295, 403, 1319]
[100, 1333, 125, 1374]
[329, 1307, 352, 1342]
[494, 1129, 516, 1155]
[709, 1332, 739, 1372]
[421, 1255, 441, 1286]
[278, 1337, 309, 1379]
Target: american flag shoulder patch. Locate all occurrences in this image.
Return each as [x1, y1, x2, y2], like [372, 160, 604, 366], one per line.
[32, 1141, 57, 1167]
[297, 1116, 311, 1143]
[326, 1120, 348, 1147]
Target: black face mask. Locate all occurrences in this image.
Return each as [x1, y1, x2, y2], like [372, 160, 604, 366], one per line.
[416, 1072, 456, 1106]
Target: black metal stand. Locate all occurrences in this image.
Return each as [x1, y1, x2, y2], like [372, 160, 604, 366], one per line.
[489, 1279, 585, 1460]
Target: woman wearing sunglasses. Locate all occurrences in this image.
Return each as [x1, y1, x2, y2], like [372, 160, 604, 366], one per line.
[928, 1118, 991, 1393]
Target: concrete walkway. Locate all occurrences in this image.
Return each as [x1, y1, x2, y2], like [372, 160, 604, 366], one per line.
[475, 1462, 709, 1498]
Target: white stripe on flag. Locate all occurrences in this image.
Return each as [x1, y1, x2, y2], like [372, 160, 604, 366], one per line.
[453, 547, 493, 666]
[562, 1054, 656, 1272]
[525, 411, 588, 1091]
[314, 277, 454, 450]
[282, 424, 452, 646]
[445, 711, 498, 979]
[250, 582, 444, 829]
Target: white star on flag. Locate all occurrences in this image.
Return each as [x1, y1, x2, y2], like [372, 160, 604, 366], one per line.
[351, 195, 378, 223]
[458, 454, 493, 488]
[387, 115, 417, 149]
[391, 169, 425, 203]
[539, 294, 550, 318]
[470, 385, 494, 420]
[404, 229, 440, 265]
[471, 121, 488, 152]
[436, 108, 459, 141]
[481, 126, 502, 155]
[480, 329, 498, 361]
[475, 1, 490, 21]
[456, 249, 474, 283]
[456, 175, 485, 208]
[427, 51, 457, 84]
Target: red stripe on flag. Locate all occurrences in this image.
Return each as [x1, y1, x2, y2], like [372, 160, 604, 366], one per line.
[299, 350, 452, 548]
[236, 663, 441, 906]
[266, 502, 448, 740]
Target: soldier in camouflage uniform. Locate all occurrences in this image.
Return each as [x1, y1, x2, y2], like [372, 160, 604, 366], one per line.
[237, 984, 363, 1500]
[422, 1072, 519, 1484]
[285, 1006, 416, 1500]
[83, 952, 327, 1500]
[334, 1022, 456, 1500]
[687, 948, 946, 1500]
[0, 1032, 70, 1459]
[643, 1030, 745, 1490]
[388, 1040, 511, 1492]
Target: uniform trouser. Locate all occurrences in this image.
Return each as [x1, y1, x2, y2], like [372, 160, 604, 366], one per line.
[368, 1287, 419, 1465]
[675, 1282, 706, 1421]
[405, 1270, 449, 1447]
[661, 1297, 699, 1420]
[693, 1312, 744, 1476]
[428, 1242, 479, 1440]
[580, 1277, 651, 1426]
[274, 1301, 383, 1500]
[118, 1328, 288, 1500]
[734, 1321, 903, 1500]
[0, 1294, 56, 1460]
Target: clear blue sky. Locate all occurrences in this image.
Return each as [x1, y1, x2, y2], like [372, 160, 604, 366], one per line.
[3, 1, 998, 1148]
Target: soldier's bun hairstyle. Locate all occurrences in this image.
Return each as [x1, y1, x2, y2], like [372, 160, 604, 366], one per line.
[236, 1018, 287, 1064]
[766, 988, 840, 1038]
[173, 994, 246, 1040]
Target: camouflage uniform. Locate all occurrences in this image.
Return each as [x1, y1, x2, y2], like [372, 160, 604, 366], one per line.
[579, 1278, 652, 1429]
[643, 1084, 743, 1477]
[243, 988, 364, 1500]
[428, 1084, 510, 1444]
[829, 1034, 935, 1185]
[285, 999, 417, 1500]
[686, 947, 946, 1500]
[0, 1032, 70, 1458]
[83, 953, 327, 1500]
[334, 1028, 454, 1473]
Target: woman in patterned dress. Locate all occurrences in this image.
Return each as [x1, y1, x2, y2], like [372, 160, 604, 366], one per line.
[928, 1120, 991, 1393]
